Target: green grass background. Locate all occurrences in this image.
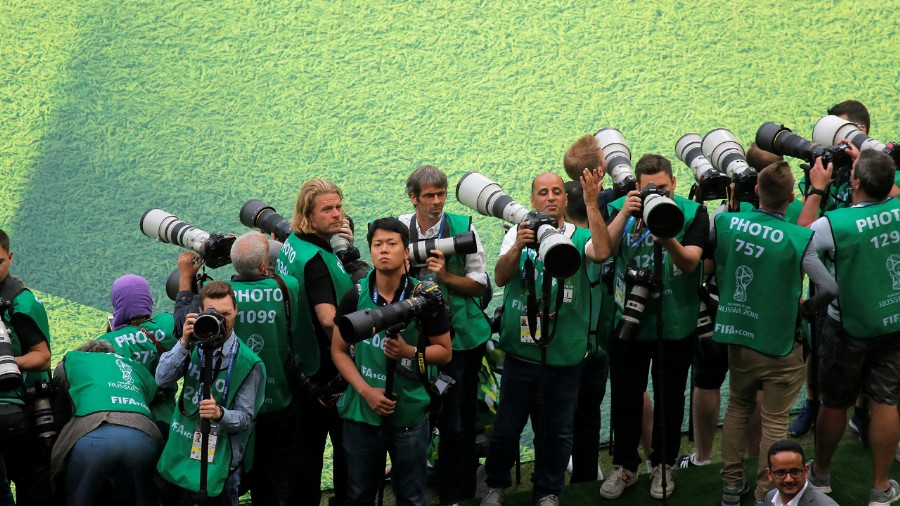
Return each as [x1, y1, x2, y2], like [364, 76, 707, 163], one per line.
[1, 0, 898, 496]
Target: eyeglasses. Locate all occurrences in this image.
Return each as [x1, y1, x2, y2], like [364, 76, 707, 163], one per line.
[418, 191, 447, 202]
[771, 468, 804, 479]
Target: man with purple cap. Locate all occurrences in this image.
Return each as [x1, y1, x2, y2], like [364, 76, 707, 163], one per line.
[97, 274, 179, 433]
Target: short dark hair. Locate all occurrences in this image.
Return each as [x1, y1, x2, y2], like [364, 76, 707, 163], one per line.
[406, 165, 448, 197]
[564, 180, 587, 225]
[746, 143, 784, 172]
[767, 439, 805, 467]
[199, 280, 236, 309]
[828, 100, 870, 132]
[757, 162, 795, 210]
[635, 154, 673, 182]
[76, 339, 115, 353]
[0, 229, 9, 253]
[855, 150, 896, 200]
[563, 135, 604, 181]
[367, 217, 410, 249]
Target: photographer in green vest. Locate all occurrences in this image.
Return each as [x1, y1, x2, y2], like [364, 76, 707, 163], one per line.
[96, 274, 178, 435]
[332, 217, 452, 506]
[600, 155, 708, 501]
[712, 162, 836, 505]
[0, 228, 52, 505]
[277, 178, 354, 505]
[398, 165, 491, 505]
[49, 339, 161, 505]
[481, 170, 611, 506]
[156, 281, 265, 506]
[807, 149, 900, 504]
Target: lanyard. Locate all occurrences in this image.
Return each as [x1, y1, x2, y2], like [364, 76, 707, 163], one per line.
[755, 209, 785, 221]
[199, 337, 239, 407]
[623, 216, 651, 264]
[372, 276, 408, 305]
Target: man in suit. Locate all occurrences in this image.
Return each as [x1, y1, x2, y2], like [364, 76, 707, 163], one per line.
[764, 440, 837, 506]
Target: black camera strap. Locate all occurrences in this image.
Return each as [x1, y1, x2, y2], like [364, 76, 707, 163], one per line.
[0, 276, 25, 318]
[523, 255, 564, 347]
[177, 347, 225, 417]
[271, 273, 292, 329]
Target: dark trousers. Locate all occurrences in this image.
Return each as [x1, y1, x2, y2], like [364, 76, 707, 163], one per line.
[292, 391, 347, 506]
[436, 343, 486, 504]
[609, 335, 695, 471]
[248, 407, 296, 505]
[570, 354, 609, 483]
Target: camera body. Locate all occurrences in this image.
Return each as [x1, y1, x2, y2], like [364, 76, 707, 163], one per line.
[193, 308, 228, 348]
[521, 211, 557, 249]
[337, 282, 446, 344]
[638, 183, 667, 203]
[756, 122, 854, 187]
[635, 184, 685, 239]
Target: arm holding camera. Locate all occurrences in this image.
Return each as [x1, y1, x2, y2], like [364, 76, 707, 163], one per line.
[797, 157, 834, 228]
[606, 190, 643, 252]
[494, 225, 536, 287]
[331, 321, 397, 416]
[581, 168, 612, 262]
[425, 249, 485, 298]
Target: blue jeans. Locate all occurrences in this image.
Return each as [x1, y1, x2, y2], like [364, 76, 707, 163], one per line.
[484, 355, 583, 497]
[65, 423, 160, 506]
[343, 419, 429, 506]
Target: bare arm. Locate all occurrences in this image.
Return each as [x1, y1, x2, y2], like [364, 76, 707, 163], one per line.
[429, 251, 484, 297]
[606, 190, 642, 253]
[657, 240, 703, 273]
[797, 158, 833, 228]
[16, 341, 50, 371]
[494, 226, 535, 287]
[331, 326, 396, 416]
[581, 168, 611, 262]
[314, 303, 337, 342]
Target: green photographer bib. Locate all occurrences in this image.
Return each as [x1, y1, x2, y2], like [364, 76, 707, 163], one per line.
[608, 195, 703, 342]
[435, 213, 491, 351]
[336, 275, 431, 427]
[826, 198, 900, 338]
[157, 340, 262, 497]
[231, 276, 299, 412]
[97, 314, 177, 424]
[0, 285, 51, 404]
[587, 256, 615, 360]
[277, 234, 353, 376]
[498, 225, 591, 366]
[712, 212, 811, 356]
[65, 351, 156, 417]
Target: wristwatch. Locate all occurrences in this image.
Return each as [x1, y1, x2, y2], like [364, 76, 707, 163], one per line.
[408, 346, 418, 360]
[807, 187, 827, 198]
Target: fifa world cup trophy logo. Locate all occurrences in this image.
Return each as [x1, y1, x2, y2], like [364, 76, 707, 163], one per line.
[116, 358, 134, 384]
[734, 265, 754, 302]
[888, 254, 900, 291]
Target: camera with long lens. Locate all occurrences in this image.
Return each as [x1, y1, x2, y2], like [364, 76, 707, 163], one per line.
[336, 282, 446, 344]
[456, 172, 580, 279]
[614, 268, 654, 341]
[408, 231, 477, 265]
[239, 199, 292, 242]
[813, 115, 900, 167]
[702, 129, 759, 207]
[140, 209, 235, 269]
[329, 221, 362, 265]
[193, 308, 228, 348]
[26, 380, 57, 444]
[676, 133, 730, 202]
[637, 184, 685, 239]
[0, 300, 23, 391]
[594, 128, 638, 197]
[756, 122, 854, 186]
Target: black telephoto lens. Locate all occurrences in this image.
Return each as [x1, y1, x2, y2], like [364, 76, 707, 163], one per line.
[240, 200, 292, 243]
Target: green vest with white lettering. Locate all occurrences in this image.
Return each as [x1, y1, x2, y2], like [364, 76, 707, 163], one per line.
[435, 213, 491, 351]
[587, 247, 614, 360]
[712, 212, 811, 355]
[96, 314, 177, 424]
[277, 234, 353, 376]
[64, 351, 156, 417]
[0, 283, 51, 404]
[826, 198, 900, 338]
[498, 225, 592, 366]
[608, 195, 704, 341]
[336, 275, 431, 427]
[230, 276, 298, 413]
[156, 340, 263, 496]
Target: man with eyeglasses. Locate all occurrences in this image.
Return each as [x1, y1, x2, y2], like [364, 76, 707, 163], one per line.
[398, 165, 491, 506]
[764, 440, 837, 506]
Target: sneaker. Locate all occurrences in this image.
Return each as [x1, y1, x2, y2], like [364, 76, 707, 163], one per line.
[600, 465, 638, 499]
[788, 399, 818, 437]
[722, 480, 751, 506]
[676, 453, 710, 468]
[849, 406, 871, 447]
[565, 455, 604, 480]
[650, 465, 675, 500]
[481, 488, 505, 506]
[535, 495, 559, 506]
[806, 459, 832, 494]
[868, 479, 900, 506]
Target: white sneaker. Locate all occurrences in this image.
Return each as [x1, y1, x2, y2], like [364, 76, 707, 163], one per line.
[650, 465, 675, 500]
[600, 465, 638, 499]
[481, 488, 504, 506]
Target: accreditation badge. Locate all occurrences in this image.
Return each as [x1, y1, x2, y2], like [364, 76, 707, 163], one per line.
[614, 276, 626, 309]
[190, 426, 219, 463]
[519, 312, 539, 344]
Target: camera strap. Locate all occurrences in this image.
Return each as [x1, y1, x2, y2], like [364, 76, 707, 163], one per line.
[523, 256, 564, 346]
[177, 338, 237, 417]
[0, 276, 25, 319]
[272, 274, 292, 329]
[133, 321, 167, 354]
